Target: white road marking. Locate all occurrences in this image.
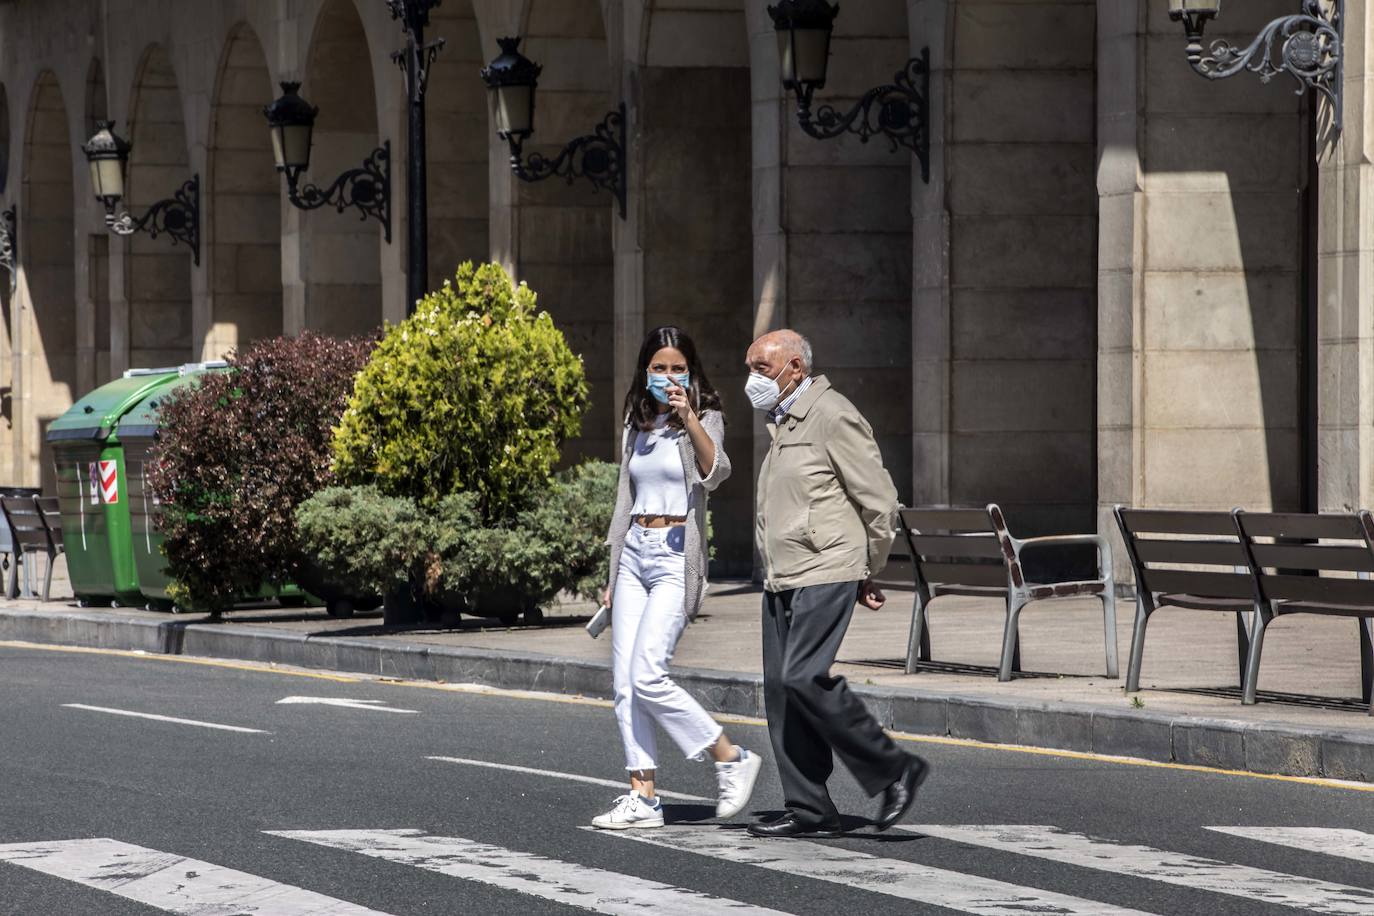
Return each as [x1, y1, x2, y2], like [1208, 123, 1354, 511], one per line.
[911, 825, 1374, 916]
[269, 828, 787, 916]
[61, 704, 268, 734]
[426, 754, 711, 802]
[0, 837, 392, 914]
[1208, 826, 1374, 865]
[590, 825, 1156, 916]
[276, 696, 418, 714]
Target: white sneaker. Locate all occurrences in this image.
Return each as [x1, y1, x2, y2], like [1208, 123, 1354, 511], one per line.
[591, 792, 665, 830]
[714, 746, 763, 818]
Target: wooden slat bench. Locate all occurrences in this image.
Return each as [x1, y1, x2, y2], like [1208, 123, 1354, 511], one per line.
[897, 505, 1117, 682]
[1113, 507, 1260, 695]
[1233, 510, 1374, 713]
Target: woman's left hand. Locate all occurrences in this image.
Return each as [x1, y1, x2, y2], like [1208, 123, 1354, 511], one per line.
[667, 383, 694, 423]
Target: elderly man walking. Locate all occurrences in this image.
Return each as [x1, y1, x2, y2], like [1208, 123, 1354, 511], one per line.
[744, 329, 928, 838]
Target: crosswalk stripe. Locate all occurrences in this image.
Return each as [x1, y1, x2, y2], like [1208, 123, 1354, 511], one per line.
[1207, 826, 1374, 865]
[587, 825, 1157, 915]
[269, 828, 790, 916]
[0, 837, 392, 914]
[910, 825, 1374, 916]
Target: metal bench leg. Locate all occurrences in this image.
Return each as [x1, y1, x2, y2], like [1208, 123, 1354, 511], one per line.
[1360, 617, 1373, 707]
[4, 552, 15, 600]
[1234, 611, 1253, 690]
[998, 595, 1027, 682]
[1125, 593, 1152, 693]
[904, 587, 932, 675]
[20, 548, 33, 599]
[1101, 590, 1119, 679]
[41, 549, 55, 603]
[1242, 605, 1272, 706]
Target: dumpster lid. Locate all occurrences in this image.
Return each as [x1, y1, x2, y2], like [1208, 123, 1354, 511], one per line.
[116, 370, 215, 441]
[47, 371, 180, 443]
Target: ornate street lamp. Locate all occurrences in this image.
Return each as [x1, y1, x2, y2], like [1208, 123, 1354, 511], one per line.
[768, 0, 931, 183]
[1168, 0, 1344, 131]
[263, 82, 392, 242]
[387, 0, 446, 315]
[0, 205, 16, 290]
[81, 120, 200, 265]
[481, 37, 627, 219]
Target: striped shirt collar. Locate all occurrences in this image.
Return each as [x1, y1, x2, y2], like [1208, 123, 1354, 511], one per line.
[771, 375, 813, 424]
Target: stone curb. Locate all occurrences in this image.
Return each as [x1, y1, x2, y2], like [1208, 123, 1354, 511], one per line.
[3, 607, 1371, 784]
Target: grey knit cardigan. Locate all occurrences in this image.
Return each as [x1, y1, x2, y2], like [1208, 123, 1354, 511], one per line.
[604, 409, 731, 621]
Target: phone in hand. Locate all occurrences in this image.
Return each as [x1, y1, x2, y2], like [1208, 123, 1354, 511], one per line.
[586, 605, 611, 639]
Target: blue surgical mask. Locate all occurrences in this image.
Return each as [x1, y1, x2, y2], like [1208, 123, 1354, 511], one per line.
[646, 371, 690, 405]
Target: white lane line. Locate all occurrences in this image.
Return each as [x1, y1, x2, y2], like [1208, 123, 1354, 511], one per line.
[277, 696, 418, 714]
[426, 755, 711, 802]
[269, 829, 788, 916]
[61, 704, 268, 734]
[589, 825, 1156, 916]
[0, 837, 393, 914]
[910, 825, 1374, 916]
[1208, 827, 1374, 865]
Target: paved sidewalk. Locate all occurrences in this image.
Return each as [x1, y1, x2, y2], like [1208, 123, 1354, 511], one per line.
[4, 558, 1372, 782]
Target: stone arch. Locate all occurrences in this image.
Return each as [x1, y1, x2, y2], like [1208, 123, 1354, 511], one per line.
[500, 0, 614, 465]
[19, 71, 77, 491]
[634, 0, 753, 574]
[301, 0, 382, 337]
[425, 0, 489, 290]
[206, 22, 281, 357]
[126, 43, 193, 368]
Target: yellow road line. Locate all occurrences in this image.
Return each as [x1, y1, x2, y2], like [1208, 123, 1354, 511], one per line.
[4, 638, 1371, 793]
[0, 640, 359, 682]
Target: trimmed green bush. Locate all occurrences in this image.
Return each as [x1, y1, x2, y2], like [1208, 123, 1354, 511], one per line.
[294, 485, 436, 600]
[148, 332, 374, 612]
[332, 261, 590, 522]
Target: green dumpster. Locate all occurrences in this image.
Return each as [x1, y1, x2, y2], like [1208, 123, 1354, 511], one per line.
[47, 369, 181, 607]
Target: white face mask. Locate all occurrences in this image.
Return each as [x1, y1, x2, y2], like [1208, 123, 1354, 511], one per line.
[745, 363, 792, 411]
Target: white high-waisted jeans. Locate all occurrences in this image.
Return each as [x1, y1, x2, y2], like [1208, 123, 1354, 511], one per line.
[611, 523, 723, 771]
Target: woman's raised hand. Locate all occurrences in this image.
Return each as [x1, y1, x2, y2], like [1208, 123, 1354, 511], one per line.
[667, 382, 694, 423]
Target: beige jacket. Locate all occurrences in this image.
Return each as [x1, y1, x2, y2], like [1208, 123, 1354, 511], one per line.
[755, 375, 898, 592]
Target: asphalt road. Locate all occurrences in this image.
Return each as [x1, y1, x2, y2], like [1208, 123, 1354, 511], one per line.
[1, 642, 1372, 916]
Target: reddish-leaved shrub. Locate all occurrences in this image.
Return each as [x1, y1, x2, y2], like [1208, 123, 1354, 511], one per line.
[148, 332, 375, 611]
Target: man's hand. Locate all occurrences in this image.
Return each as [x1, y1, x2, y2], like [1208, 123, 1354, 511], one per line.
[858, 578, 886, 611]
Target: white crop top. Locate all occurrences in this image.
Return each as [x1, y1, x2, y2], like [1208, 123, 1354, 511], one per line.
[628, 415, 692, 518]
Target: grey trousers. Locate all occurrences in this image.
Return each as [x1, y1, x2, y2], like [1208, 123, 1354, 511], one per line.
[762, 581, 908, 823]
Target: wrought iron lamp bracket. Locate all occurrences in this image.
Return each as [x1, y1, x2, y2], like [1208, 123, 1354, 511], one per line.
[287, 142, 392, 243]
[1173, 0, 1343, 131]
[106, 176, 200, 265]
[0, 205, 16, 285]
[506, 103, 628, 219]
[792, 48, 931, 183]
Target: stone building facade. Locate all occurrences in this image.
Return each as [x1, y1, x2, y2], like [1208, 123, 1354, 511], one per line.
[0, 0, 1364, 577]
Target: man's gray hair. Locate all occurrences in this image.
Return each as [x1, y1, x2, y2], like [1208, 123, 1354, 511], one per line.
[796, 334, 814, 374]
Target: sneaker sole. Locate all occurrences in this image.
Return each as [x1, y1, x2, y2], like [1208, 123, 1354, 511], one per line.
[716, 752, 764, 819]
[591, 817, 665, 831]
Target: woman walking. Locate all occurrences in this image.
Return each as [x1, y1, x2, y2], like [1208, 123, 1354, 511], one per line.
[592, 326, 762, 830]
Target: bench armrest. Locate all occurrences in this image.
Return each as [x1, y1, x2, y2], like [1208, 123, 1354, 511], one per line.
[1014, 534, 1113, 578]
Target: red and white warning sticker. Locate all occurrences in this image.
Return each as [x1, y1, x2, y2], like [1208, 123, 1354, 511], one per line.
[98, 459, 119, 504]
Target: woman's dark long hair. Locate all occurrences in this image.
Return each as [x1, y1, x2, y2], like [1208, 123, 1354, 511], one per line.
[622, 326, 724, 433]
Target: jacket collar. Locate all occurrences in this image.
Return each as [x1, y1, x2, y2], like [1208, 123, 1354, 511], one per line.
[784, 374, 829, 420]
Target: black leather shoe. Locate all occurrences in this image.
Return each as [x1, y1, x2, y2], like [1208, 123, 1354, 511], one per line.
[747, 812, 845, 839]
[876, 755, 930, 831]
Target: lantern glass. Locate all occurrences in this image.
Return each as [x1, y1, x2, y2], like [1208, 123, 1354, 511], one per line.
[494, 84, 534, 139]
[271, 122, 313, 173]
[90, 156, 125, 204]
[777, 26, 832, 88]
[1169, 0, 1221, 13]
